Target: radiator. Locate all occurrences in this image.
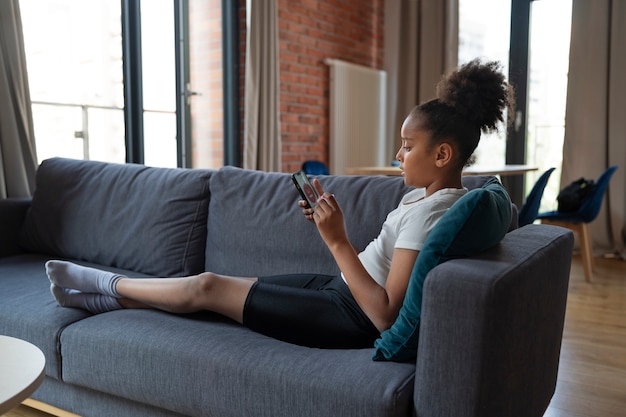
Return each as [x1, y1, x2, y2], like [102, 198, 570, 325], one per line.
[325, 59, 387, 175]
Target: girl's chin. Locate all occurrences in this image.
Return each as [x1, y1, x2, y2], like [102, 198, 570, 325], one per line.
[403, 176, 422, 188]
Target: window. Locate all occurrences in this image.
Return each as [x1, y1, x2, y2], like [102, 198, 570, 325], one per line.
[21, 0, 126, 164]
[21, 0, 181, 168]
[459, 0, 572, 207]
[140, 0, 178, 168]
[525, 0, 572, 211]
[458, 0, 511, 168]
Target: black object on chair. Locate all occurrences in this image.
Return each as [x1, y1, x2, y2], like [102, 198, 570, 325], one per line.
[518, 167, 556, 227]
[302, 160, 329, 175]
[537, 165, 618, 282]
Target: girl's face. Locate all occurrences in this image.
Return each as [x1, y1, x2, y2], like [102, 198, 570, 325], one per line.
[395, 115, 441, 189]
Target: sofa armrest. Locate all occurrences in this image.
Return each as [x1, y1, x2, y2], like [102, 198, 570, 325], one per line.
[0, 197, 31, 257]
[413, 225, 573, 417]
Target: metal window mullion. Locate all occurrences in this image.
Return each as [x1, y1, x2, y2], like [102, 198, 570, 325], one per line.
[222, 0, 241, 167]
[121, 0, 145, 164]
[174, 0, 191, 168]
[505, 0, 532, 206]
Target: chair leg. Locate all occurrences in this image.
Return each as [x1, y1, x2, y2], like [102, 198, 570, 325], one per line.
[578, 223, 594, 283]
[540, 220, 594, 282]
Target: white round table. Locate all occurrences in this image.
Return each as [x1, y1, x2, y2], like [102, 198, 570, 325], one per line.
[0, 335, 46, 415]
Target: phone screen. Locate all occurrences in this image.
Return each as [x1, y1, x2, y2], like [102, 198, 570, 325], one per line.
[291, 170, 319, 210]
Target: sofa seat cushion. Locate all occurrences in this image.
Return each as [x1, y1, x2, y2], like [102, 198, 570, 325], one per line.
[60, 310, 416, 417]
[373, 177, 512, 362]
[0, 255, 154, 380]
[0, 254, 91, 380]
[19, 158, 213, 277]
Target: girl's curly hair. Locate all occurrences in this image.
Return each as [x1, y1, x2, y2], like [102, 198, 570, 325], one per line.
[409, 59, 515, 168]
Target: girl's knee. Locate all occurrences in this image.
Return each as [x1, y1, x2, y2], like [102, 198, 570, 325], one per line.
[196, 272, 218, 294]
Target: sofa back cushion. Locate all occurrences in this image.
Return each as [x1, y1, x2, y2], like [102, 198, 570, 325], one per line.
[205, 168, 506, 278]
[205, 167, 411, 276]
[19, 158, 213, 277]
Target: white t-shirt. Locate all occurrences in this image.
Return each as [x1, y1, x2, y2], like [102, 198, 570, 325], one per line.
[351, 187, 468, 287]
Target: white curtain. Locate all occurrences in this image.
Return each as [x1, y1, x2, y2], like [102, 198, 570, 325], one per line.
[243, 0, 281, 171]
[562, 0, 626, 254]
[0, 0, 38, 198]
[383, 0, 458, 163]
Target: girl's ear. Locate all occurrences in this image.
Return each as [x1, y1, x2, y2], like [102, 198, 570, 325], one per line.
[435, 142, 453, 167]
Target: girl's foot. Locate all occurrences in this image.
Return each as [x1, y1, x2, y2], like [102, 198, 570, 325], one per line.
[46, 260, 124, 297]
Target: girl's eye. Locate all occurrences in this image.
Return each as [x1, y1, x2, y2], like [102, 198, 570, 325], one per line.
[403, 146, 412, 152]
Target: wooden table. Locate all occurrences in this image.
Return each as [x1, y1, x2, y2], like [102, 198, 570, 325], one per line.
[462, 164, 538, 176]
[0, 335, 46, 415]
[344, 164, 538, 177]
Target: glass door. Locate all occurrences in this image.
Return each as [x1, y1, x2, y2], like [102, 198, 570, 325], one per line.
[21, 0, 126, 164]
[525, 0, 573, 212]
[141, 0, 177, 168]
[459, 0, 572, 209]
[20, 0, 180, 168]
[458, 0, 512, 168]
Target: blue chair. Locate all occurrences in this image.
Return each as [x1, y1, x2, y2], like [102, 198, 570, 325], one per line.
[537, 165, 618, 282]
[518, 167, 556, 227]
[302, 160, 329, 175]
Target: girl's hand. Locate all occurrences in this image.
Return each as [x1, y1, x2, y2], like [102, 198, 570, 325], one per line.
[298, 199, 315, 222]
[311, 179, 349, 248]
[297, 178, 330, 223]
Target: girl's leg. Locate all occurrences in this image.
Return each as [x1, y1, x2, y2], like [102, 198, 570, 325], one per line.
[46, 260, 256, 322]
[115, 273, 256, 323]
[243, 275, 380, 348]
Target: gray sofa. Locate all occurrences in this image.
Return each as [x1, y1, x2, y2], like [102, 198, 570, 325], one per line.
[0, 157, 574, 417]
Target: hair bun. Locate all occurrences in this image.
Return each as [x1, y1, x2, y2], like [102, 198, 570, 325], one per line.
[436, 59, 514, 133]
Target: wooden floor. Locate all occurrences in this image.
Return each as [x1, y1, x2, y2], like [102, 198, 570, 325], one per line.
[5, 256, 626, 417]
[543, 255, 626, 417]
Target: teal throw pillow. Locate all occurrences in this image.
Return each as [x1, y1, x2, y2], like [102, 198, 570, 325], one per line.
[372, 177, 512, 362]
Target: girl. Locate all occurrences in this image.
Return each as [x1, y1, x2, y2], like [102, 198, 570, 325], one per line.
[46, 59, 514, 349]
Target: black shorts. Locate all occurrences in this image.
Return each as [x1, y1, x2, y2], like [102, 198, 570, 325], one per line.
[242, 274, 380, 349]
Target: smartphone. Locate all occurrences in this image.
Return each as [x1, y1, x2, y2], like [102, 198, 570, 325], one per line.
[292, 170, 320, 211]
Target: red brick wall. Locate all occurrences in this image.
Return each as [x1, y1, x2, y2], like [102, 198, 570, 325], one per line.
[190, 0, 384, 171]
[277, 0, 384, 172]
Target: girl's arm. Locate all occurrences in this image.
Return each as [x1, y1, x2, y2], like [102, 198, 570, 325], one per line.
[311, 180, 416, 332]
